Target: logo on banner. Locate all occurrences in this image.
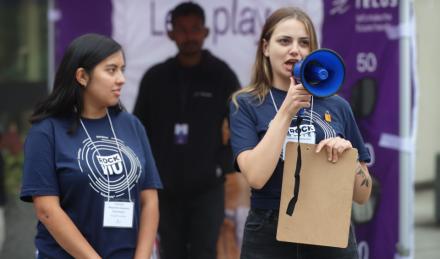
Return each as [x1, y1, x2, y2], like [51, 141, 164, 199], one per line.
[330, 0, 399, 15]
[330, 0, 350, 15]
[149, 0, 278, 44]
[355, 0, 398, 9]
[78, 136, 142, 198]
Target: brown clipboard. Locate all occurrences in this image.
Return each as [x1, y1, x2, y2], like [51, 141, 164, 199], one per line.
[276, 142, 358, 248]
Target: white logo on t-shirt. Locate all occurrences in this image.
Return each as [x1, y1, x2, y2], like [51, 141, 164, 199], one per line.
[97, 154, 123, 175]
[78, 136, 142, 199]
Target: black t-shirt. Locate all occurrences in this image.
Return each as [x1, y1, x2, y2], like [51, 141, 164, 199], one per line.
[134, 50, 240, 196]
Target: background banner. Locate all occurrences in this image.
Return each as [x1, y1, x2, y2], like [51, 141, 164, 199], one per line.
[111, 0, 323, 112]
[55, 1, 411, 258]
[322, 1, 400, 259]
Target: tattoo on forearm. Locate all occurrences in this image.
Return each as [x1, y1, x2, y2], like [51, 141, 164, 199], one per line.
[357, 168, 370, 187]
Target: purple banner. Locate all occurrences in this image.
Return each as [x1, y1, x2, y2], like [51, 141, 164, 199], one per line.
[322, 1, 400, 259]
[55, 0, 112, 65]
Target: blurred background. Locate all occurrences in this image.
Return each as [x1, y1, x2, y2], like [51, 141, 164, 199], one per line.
[0, 0, 439, 258]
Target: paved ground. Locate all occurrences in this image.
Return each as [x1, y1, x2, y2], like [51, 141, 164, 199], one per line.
[0, 196, 36, 258]
[0, 189, 439, 259]
[414, 189, 440, 259]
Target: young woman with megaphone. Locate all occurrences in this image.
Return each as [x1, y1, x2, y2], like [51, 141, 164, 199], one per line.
[230, 7, 372, 259]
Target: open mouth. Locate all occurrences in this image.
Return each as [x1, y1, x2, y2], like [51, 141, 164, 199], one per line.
[284, 59, 297, 72]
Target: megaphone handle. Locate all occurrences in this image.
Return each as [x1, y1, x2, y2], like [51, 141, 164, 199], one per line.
[291, 76, 304, 117]
[292, 76, 299, 85]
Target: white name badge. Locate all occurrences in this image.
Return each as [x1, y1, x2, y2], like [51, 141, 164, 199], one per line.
[281, 125, 316, 160]
[103, 201, 134, 228]
[174, 123, 189, 145]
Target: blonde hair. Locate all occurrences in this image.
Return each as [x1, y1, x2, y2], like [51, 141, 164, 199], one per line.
[231, 7, 318, 107]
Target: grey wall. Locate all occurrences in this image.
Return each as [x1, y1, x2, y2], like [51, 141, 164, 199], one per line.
[414, 0, 440, 183]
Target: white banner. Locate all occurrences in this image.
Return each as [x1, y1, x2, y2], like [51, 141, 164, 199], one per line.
[112, 0, 323, 112]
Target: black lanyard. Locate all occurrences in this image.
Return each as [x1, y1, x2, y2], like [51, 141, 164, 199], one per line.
[286, 116, 303, 216]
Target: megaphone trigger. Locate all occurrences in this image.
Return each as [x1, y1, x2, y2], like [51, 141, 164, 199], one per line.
[292, 48, 345, 98]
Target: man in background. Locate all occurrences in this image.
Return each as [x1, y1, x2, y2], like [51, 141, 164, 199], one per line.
[133, 2, 240, 259]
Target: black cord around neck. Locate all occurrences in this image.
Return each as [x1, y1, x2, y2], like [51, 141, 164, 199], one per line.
[286, 116, 303, 216]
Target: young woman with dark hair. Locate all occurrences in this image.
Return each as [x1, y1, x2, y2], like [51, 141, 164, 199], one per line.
[21, 33, 162, 259]
[30, 34, 124, 132]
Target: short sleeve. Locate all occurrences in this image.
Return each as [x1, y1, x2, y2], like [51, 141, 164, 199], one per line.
[136, 120, 162, 190]
[20, 123, 59, 202]
[342, 101, 371, 163]
[229, 95, 259, 171]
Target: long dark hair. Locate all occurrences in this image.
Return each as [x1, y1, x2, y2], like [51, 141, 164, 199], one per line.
[30, 33, 123, 133]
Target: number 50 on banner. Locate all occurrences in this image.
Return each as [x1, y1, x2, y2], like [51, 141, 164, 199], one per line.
[357, 52, 378, 73]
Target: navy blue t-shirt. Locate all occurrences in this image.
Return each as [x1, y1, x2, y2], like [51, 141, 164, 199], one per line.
[20, 111, 162, 259]
[229, 87, 370, 209]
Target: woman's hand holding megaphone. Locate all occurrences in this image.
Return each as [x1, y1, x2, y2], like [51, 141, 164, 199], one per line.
[279, 77, 312, 118]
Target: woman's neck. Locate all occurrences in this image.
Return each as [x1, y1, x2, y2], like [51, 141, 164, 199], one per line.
[272, 76, 290, 92]
[82, 106, 107, 119]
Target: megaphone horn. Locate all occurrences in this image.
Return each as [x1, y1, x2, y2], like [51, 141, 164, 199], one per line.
[292, 48, 346, 98]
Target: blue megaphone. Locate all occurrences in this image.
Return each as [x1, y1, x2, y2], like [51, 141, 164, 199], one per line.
[292, 48, 345, 98]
